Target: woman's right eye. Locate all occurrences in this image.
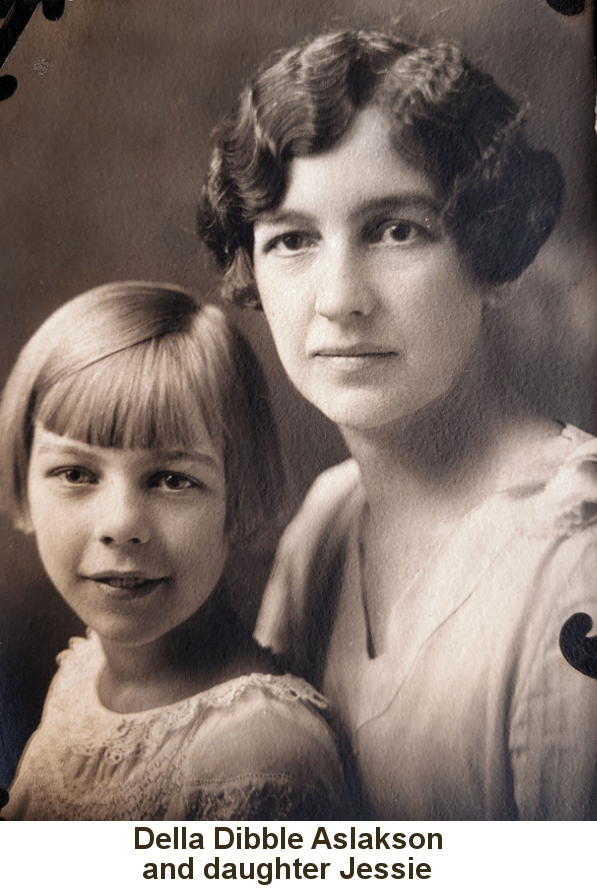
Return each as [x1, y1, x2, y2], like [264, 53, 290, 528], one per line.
[265, 231, 316, 254]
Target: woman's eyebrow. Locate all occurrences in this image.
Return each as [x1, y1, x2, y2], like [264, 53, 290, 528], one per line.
[254, 209, 315, 228]
[354, 194, 442, 218]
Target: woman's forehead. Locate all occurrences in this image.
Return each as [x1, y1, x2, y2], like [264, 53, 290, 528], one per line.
[259, 107, 438, 225]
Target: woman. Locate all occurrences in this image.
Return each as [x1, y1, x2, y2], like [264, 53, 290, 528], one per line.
[199, 30, 597, 820]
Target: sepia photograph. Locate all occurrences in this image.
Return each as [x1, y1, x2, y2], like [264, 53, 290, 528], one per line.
[0, 0, 596, 824]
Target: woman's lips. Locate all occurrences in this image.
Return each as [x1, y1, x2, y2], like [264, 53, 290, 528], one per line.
[86, 574, 168, 598]
[312, 348, 398, 370]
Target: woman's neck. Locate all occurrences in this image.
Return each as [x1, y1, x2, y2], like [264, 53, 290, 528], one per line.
[341, 358, 526, 521]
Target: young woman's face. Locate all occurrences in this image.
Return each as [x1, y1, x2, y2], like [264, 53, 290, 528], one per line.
[253, 107, 487, 432]
[26, 423, 228, 648]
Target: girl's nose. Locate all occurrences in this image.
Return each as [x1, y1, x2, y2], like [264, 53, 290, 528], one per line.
[95, 485, 151, 547]
[314, 243, 376, 320]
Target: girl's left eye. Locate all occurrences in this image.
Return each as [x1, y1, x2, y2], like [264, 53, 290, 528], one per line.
[150, 472, 198, 492]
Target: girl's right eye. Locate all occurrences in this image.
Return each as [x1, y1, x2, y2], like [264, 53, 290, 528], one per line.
[52, 467, 97, 485]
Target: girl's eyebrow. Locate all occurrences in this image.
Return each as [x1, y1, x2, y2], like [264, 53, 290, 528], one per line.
[154, 449, 221, 468]
[35, 441, 220, 468]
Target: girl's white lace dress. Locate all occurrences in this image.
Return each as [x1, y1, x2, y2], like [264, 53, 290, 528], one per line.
[4, 632, 346, 820]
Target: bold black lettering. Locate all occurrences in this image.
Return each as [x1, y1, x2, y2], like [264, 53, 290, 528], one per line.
[189, 832, 203, 849]
[376, 828, 390, 849]
[263, 828, 278, 849]
[215, 827, 234, 849]
[357, 862, 372, 879]
[136, 827, 154, 849]
[222, 863, 237, 880]
[416, 863, 431, 879]
[257, 862, 273, 885]
[245, 828, 260, 850]
[205, 858, 219, 879]
[340, 857, 355, 879]
[374, 863, 389, 879]
[178, 858, 193, 879]
[311, 827, 332, 849]
[392, 863, 405, 879]
[240, 863, 255, 880]
[409, 833, 426, 850]
[142, 863, 157, 879]
[160, 863, 175, 879]
[358, 833, 373, 850]
[276, 858, 291, 880]
[156, 833, 170, 850]
[289, 833, 303, 849]
[428, 833, 442, 850]
[334, 833, 347, 849]
[392, 833, 406, 850]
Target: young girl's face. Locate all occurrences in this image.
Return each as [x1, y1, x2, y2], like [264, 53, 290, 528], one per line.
[26, 422, 228, 648]
[253, 106, 486, 433]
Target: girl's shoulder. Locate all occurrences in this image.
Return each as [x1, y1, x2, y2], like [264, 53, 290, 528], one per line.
[167, 672, 348, 820]
[183, 672, 337, 772]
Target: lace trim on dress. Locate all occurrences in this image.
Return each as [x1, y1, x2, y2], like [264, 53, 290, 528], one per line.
[182, 776, 345, 821]
[52, 634, 328, 766]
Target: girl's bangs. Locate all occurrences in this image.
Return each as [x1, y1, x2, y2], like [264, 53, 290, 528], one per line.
[34, 337, 221, 451]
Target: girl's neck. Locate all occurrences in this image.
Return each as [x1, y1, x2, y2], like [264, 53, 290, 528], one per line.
[97, 586, 272, 713]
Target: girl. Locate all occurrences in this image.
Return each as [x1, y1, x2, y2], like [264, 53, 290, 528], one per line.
[199, 31, 597, 819]
[0, 281, 347, 820]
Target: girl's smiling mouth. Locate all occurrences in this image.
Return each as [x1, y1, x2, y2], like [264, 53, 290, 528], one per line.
[85, 573, 168, 597]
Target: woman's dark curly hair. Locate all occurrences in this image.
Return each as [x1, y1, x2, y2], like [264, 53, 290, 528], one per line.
[198, 30, 565, 306]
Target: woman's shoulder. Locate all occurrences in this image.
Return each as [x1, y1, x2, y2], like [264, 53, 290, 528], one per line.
[285, 458, 362, 542]
[526, 424, 597, 539]
[267, 459, 361, 586]
[255, 461, 362, 664]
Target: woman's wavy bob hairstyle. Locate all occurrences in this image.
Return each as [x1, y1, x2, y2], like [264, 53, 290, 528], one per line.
[0, 282, 283, 543]
[199, 29, 564, 306]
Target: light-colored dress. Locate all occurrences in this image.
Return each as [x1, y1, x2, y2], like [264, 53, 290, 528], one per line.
[256, 425, 597, 820]
[4, 632, 346, 820]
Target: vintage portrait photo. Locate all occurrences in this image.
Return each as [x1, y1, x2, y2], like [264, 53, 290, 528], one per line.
[0, 0, 595, 823]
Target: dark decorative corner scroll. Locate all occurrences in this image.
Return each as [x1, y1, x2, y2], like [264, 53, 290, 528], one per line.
[0, 784, 8, 819]
[0, 0, 65, 101]
[560, 613, 597, 679]
[545, 0, 585, 14]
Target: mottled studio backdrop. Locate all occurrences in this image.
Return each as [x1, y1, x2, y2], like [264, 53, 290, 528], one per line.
[0, 0, 595, 784]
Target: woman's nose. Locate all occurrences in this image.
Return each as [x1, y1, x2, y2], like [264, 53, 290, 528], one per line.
[95, 484, 151, 547]
[313, 242, 375, 320]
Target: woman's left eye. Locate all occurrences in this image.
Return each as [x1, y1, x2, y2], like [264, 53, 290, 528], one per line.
[151, 473, 198, 492]
[370, 220, 431, 245]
